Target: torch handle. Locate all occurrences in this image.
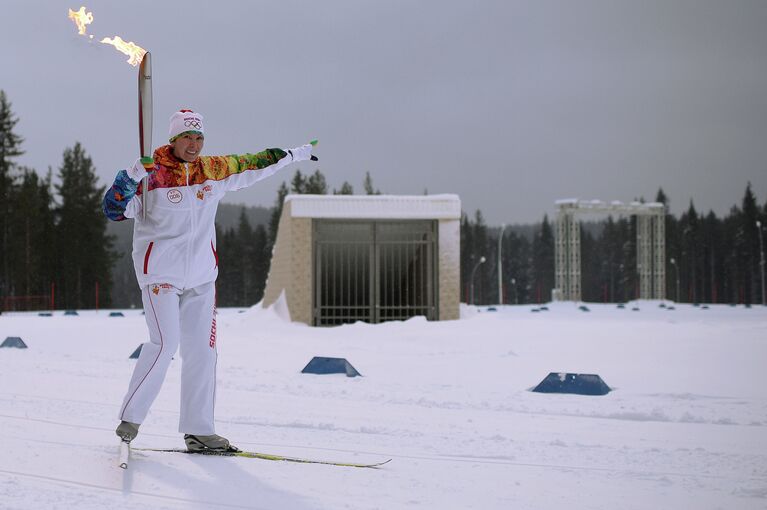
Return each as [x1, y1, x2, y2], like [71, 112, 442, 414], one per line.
[138, 52, 153, 220]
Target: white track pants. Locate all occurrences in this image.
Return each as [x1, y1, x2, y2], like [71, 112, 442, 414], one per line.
[118, 281, 218, 435]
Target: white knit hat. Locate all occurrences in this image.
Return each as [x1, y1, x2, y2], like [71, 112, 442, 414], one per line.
[168, 109, 204, 141]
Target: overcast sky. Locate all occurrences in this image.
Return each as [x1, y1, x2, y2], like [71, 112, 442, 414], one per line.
[2, 0, 765, 224]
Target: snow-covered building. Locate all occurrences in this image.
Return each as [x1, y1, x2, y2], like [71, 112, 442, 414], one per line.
[262, 194, 461, 326]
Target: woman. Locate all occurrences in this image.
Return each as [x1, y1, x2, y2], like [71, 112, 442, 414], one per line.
[103, 109, 314, 451]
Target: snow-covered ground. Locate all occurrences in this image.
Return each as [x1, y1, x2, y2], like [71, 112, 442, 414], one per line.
[1, 300, 766, 509]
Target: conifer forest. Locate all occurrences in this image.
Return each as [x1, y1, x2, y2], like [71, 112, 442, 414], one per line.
[1, 90, 765, 311]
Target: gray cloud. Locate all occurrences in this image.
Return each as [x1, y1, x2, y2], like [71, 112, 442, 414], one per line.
[2, 0, 765, 223]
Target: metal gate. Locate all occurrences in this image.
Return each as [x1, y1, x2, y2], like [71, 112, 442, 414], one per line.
[313, 220, 437, 326]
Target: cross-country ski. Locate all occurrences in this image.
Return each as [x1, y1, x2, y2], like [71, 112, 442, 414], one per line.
[134, 447, 392, 469]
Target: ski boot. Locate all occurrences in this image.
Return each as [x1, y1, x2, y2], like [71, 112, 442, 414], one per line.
[184, 434, 239, 452]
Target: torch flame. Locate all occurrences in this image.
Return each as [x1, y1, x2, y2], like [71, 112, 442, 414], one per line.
[67, 6, 147, 66]
[100, 36, 147, 67]
[68, 6, 94, 37]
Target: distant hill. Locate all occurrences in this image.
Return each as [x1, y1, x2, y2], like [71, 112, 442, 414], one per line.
[215, 203, 271, 231]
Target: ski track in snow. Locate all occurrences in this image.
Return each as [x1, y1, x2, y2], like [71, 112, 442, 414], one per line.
[1, 302, 766, 509]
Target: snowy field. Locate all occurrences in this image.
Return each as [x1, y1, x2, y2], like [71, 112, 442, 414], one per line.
[0, 300, 766, 509]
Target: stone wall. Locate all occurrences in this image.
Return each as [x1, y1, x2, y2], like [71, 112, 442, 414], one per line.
[438, 219, 461, 320]
[262, 200, 313, 324]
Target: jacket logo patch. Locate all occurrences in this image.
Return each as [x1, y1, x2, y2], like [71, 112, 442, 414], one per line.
[167, 189, 183, 203]
[196, 185, 212, 200]
[151, 283, 174, 295]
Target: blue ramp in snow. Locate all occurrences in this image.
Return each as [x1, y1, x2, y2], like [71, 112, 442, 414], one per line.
[532, 372, 610, 396]
[1, 337, 28, 348]
[301, 357, 361, 377]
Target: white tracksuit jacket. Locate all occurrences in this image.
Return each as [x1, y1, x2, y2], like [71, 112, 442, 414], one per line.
[104, 143, 311, 289]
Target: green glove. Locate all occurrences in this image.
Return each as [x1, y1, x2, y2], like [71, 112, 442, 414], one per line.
[140, 156, 155, 171]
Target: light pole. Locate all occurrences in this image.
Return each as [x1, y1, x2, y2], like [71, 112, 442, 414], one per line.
[497, 224, 506, 305]
[757, 220, 766, 306]
[470, 256, 486, 305]
[670, 257, 680, 303]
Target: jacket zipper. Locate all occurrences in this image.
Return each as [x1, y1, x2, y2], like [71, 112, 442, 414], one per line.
[184, 163, 195, 288]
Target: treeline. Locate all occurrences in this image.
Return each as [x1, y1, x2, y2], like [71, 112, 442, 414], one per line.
[2, 88, 765, 310]
[0, 91, 112, 311]
[221, 179, 767, 307]
[462, 187, 767, 305]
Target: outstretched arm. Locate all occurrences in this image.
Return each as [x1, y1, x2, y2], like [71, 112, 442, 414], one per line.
[204, 143, 316, 192]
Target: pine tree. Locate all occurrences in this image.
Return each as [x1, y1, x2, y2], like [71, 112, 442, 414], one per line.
[701, 210, 722, 303]
[721, 205, 741, 303]
[236, 208, 256, 304]
[54, 143, 113, 309]
[8, 168, 55, 300]
[252, 223, 269, 303]
[290, 170, 307, 194]
[459, 212, 473, 303]
[679, 201, 702, 303]
[502, 229, 531, 304]
[470, 210, 489, 304]
[363, 171, 380, 195]
[759, 201, 767, 305]
[305, 170, 328, 194]
[655, 188, 669, 208]
[0, 90, 25, 300]
[531, 215, 555, 303]
[216, 225, 239, 306]
[739, 183, 760, 304]
[334, 182, 354, 195]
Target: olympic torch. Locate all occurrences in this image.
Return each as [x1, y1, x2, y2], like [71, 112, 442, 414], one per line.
[138, 52, 152, 220]
[68, 8, 151, 219]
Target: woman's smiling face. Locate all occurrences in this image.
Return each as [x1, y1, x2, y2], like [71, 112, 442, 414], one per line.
[171, 132, 205, 162]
